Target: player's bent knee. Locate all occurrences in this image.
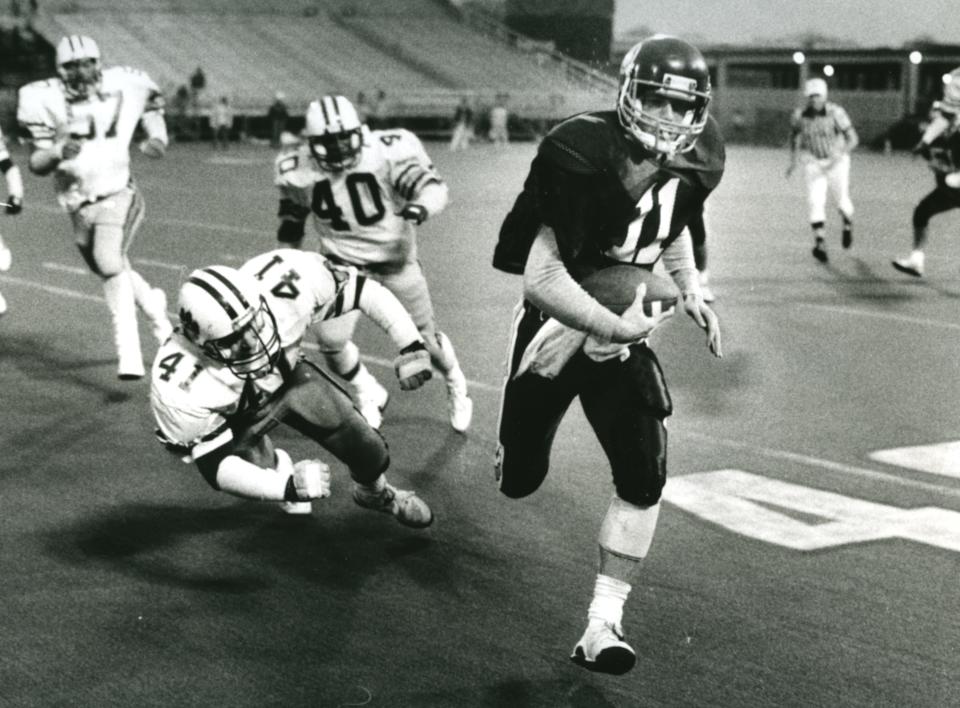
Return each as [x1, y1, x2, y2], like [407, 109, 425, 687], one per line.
[495, 444, 549, 499]
[611, 416, 667, 507]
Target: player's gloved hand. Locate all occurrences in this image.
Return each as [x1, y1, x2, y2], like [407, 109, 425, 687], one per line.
[945, 171, 960, 189]
[394, 341, 432, 390]
[683, 292, 723, 358]
[398, 203, 428, 225]
[291, 459, 332, 501]
[611, 283, 675, 344]
[59, 140, 83, 161]
[140, 137, 167, 158]
[5, 195, 22, 215]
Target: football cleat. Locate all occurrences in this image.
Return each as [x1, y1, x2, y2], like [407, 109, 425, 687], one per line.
[571, 621, 637, 675]
[352, 481, 433, 528]
[0, 243, 11, 272]
[812, 240, 828, 263]
[0, 290, 7, 316]
[117, 353, 146, 381]
[892, 256, 924, 278]
[446, 370, 473, 433]
[842, 224, 853, 249]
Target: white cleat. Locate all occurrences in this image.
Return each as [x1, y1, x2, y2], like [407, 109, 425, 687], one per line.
[279, 501, 313, 515]
[446, 372, 473, 433]
[143, 288, 174, 343]
[0, 244, 11, 272]
[892, 257, 924, 278]
[0, 290, 7, 316]
[570, 621, 637, 675]
[352, 481, 433, 528]
[117, 356, 146, 381]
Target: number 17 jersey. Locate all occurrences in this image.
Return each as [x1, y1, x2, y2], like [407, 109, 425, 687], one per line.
[274, 128, 442, 266]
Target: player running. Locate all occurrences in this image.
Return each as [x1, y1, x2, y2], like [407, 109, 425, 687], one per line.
[273, 95, 472, 432]
[0, 123, 24, 316]
[151, 248, 434, 525]
[493, 35, 724, 675]
[17, 35, 172, 379]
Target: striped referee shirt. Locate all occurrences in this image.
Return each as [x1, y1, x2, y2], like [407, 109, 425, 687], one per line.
[790, 102, 854, 160]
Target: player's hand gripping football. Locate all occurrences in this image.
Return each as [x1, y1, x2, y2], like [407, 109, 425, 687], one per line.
[611, 283, 675, 344]
[683, 293, 723, 358]
[59, 139, 83, 161]
[394, 341, 433, 390]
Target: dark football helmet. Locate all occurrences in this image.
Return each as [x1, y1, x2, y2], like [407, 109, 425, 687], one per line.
[617, 35, 711, 156]
[304, 95, 364, 171]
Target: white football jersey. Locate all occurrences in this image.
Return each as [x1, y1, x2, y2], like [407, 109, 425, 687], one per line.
[275, 127, 442, 265]
[151, 250, 354, 452]
[17, 66, 164, 211]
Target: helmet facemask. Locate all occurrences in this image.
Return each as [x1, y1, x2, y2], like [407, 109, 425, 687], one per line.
[200, 299, 282, 380]
[304, 95, 365, 172]
[618, 73, 709, 157]
[56, 36, 102, 100]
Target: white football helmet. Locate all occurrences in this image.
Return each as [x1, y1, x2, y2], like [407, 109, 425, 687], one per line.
[304, 95, 364, 171]
[177, 266, 281, 380]
[940, 67, 960, 115]
[56, 35, 102, 99]
[617, 35, 711, 156]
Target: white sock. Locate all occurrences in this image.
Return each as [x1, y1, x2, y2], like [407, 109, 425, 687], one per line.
[103, 272, 141, 359]
[587, 574, 631, 628]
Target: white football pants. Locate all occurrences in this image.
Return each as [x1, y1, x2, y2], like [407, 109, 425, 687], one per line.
[803, 153, 854, 224]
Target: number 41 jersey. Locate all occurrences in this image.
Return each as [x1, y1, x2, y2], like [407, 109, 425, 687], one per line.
[17, 66, 164, 211]
[275, 128, 443, 266]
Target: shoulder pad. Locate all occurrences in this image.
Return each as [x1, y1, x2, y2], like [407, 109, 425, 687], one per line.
[371, 127, 425, 158]
[538, 111, 620, 175]
[103, 65, 156, 89]
[665, 116, 726, 190]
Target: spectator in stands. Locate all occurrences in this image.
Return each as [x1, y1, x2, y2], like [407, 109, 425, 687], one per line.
[489, 94, 510, 146]
[449, 96, 474, 152]
[171, 84, 191, 141]
[212, 96, 233, 149]
[189, 65, 206, 109]
[268, 92, 289, 149]
[355, 91, 371, 125]
[369, 89, 388, 130]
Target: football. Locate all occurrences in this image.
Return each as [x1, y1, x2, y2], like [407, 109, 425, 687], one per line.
[580, 265, 680, 316]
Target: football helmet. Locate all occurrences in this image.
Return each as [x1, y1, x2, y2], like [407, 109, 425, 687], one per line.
[177, 266, 281, 380]
[940, 68, 960, 115]
[304, 95, 364, 171]
[56, 35, 102, 100]
[617, 35, 711, 156]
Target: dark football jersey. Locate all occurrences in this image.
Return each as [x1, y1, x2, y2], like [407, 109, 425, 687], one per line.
[493, 110, 725, 280]
[926, 126, 960, 175]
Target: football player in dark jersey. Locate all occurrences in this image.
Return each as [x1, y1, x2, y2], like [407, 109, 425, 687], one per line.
[492, 35, 724, 675]
[893, 67, 960, 278]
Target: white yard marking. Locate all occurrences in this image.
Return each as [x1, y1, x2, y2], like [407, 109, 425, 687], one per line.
[664, 469, 960, 553]
[799, 303, 960, 331]
[41, 261, 88, 275]
[870, 441, 960, 480]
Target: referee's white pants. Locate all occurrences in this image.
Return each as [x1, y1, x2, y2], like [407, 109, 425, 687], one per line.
[803, 153, 854, 224]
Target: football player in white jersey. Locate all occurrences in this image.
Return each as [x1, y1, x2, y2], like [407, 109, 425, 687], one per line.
[17, 35, 172, 379]
[151, 248, 435, 525]
[274, 95, 473, 432]
[0, 124, 25, 316]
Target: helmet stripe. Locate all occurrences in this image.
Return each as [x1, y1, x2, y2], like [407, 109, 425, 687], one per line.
[201, 267, 251, 310]
[187, 275, 239, 320]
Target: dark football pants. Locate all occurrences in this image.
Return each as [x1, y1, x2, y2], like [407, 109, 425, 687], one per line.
[232, 358, 389, 485]
[496, 303, 673, 507]
[913, 177, 960, 229]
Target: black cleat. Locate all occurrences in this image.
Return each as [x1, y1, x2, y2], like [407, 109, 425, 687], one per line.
[812, 241, 828, 263]
[842, 225, 853, 249]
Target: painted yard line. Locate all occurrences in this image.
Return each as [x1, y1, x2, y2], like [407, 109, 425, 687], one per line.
[41, 261, 88, 275]
[798, 303, 960, 330]
[676, 430, 960, 500]
[27, 203, 266, 236]
[134, 258, 189, 272]
[0, 273, 103, 303]
[870, 441, 960, 480]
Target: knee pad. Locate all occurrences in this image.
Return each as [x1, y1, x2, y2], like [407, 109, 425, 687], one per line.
[612, 415, 667, 507]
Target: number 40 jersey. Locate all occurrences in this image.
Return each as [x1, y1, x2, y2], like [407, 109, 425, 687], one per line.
[275, 128, 445, 266]
[17, 66, 165, 211]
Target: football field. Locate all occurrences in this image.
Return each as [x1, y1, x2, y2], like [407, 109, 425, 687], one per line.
[1, 140, 959, 707]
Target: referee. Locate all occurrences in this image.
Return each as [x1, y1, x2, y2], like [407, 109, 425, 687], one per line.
[786, 78, 858, 263]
